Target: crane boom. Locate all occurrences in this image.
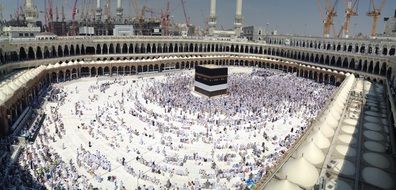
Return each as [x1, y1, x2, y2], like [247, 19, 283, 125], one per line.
[340, 0, 359, 38]
[317, 0, 339, 38]
[367, 0, 386, 38]
[71, 0, 78, 36]
[180, 0, 190, 26]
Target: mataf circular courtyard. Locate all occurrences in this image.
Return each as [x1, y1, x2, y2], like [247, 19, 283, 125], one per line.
[18, 67, 336, 189]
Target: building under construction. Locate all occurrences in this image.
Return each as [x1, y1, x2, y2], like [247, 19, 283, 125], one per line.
[43, 0, 178, 36]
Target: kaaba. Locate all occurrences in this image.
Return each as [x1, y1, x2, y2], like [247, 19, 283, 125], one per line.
[194, 65, 228, 97]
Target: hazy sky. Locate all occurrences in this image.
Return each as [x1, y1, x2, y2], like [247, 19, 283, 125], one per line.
[2, 0, 396, 37]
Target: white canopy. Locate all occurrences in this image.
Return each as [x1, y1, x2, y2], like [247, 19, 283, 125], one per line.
[265, 180, 302, 190]
[296, 141, 325, 166]
[277, 157, 319, 189]
[312, 131, 330, 149]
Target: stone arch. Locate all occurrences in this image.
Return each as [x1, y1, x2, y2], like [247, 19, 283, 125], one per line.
[342, 57, 348, 68]
[373, 61, 380, 75]
[98, 67, 104, 75]
[147, 44, 151, 53]
[349, 58, 355, 70]
[360, 45, 366, 53]
[169, 43, 174, 53]
[382, 46, 388, 55]
[194, 44, 199, 52]
[129, 44, 134, 53]
[363, 60, 368, 71]
[51, 72, 57, 82]
[65, 69, 71, 80]
[319, 72, 324, 83]
[91, 67, 97, 76]
[70, 45, 75, 56]
[152, 44, 157, 53]
[368, 46, 373, 54]
[64, 45, 70, 56]
[330, 75, 336, 85]
[121, 43, 128, 54]
[109, 44, 115, 54]
[118, 66, 124, 74]
[76, 44, 80, 55]
[368, 61, 374, 73]
[0, 48, 3, 64]
[387, 67, 392, 79]
[380, 62, 387, 76]
[51, 46, 57, 57]
[389, 47, 395, 56]
[357, 60, 362, 70]
[314, 54, 319, 63]
[28, 47, 35, 60]
[59, 70, 65, 82]
[103, 44, 109, 54]
[96, 44, 102, 54]
[43, 46, 50, 58]
[36, 46, 43, 59]
[319, 55, 324, 64]
[116, 44, 121, 54]
[325, 55, 330, 65]
[336, 57, 342, 67]
[347, 44, 353, 52]
[189, 43, 194, 52]
[20, 47, 27, 60]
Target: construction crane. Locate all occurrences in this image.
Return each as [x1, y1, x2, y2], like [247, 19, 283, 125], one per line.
[48, 0, 53, 22]
[131, 0, 140, 18]
[80, 0, 85, 21]
[61, 2, 65, 22]
[0, 0, 3, 21]
[317, 0, 339, 38]
[367, 0, 386, 38]
[55, 6, 59, 21]
[161, 1, 170, 36]
[180, 0, 190, 26]
[70, 0, 78, 35]
[339, 0, 359, 38]
[48, 0, 54, 32]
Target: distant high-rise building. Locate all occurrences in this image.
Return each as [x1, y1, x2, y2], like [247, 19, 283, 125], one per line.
[242, 26, 265, 41]
[383, 10, 396, 37]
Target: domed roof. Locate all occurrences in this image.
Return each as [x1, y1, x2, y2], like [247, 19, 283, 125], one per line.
[312, 131, 331, 149]
[14, 78, 24, 87]
[296, 141, 325, 166]
[265, 180, 302, 190]
[8, 82, 19, 91]
[3, 84, 14, 96]
[0, 90, 7, 103]
[277, 157, 319, 189]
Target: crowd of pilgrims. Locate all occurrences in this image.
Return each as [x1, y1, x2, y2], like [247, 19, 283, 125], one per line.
[4, 68, 335, 189]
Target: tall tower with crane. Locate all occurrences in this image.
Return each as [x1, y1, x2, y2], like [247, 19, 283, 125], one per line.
[317, 0, 339, 38]
[180, 0, 192, 36]
[116, 0, 124, 24]
[70, 0, 78, 36]
[341, 0, 359, 38]
[24, 0, 39, 27]
[367, 0, 386, 38]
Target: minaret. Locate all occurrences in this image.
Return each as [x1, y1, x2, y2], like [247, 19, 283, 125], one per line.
[116, 0, 123, 23]
[234, 0, 243, 36]
[96, 0, 102, 22]
[208, 0, 217, 36]
[24, 0, 38, 27]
